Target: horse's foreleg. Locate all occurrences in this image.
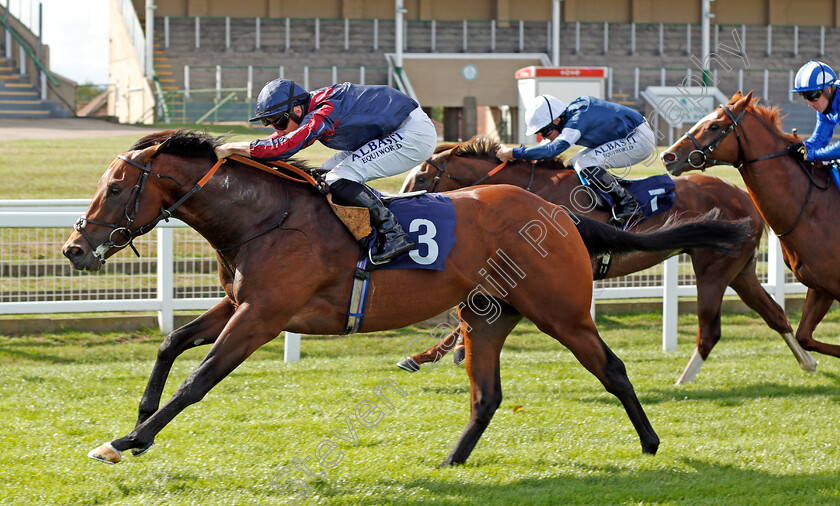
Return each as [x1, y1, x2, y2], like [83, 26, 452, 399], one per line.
[728, 269, 816, 372]
[795, 288, 840, 357]
[540, 315, 659, 455]
[89, 305, 279, 464]
[136, 297, 236, 429]
[441, 305, 521, 466]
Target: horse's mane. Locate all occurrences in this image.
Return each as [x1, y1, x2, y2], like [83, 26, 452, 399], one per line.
[131, 129, 222, 157]
[442, 136, 568, 169]
[130, 129, 317, 171]
[744, 101, 800, 143]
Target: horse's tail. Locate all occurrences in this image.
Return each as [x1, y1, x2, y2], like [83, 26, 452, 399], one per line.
[572, 209, 753, 257]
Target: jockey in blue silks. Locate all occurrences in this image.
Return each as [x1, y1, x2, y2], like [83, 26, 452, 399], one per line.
[496, 94, 656, 225]
[215, 79, 437, 265]
[789, 60, 840, 166]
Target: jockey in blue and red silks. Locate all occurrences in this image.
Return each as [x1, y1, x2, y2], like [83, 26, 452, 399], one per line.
[215, 79, 437, 264]
[788, 60, 840, 166]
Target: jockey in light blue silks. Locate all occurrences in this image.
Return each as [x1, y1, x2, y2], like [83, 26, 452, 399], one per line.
[215, 79, 437, 264]
[496, 94, 657, 225]
[789, 60, 840, 165]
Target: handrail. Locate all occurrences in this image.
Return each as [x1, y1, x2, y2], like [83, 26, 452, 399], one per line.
[195, 91, 237, 123]
[0, 14, 58, 87]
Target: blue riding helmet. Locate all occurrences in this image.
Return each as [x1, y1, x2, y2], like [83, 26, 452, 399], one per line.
[249, 79, 310, 122]
[791, 60, 838, 93]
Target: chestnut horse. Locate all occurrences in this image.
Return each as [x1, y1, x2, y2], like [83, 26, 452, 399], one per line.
[400, 137, 815, 383]
[62, 131, 754, 466]
[663, 90, 840, 361]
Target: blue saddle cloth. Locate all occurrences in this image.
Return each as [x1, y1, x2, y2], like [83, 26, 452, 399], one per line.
[366, 193, 457, 271]
[590, 174, 676, 222]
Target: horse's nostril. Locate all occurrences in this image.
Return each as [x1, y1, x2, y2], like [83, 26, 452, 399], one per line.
[663, 153, 676, 163]
[63, 246, 83, 261]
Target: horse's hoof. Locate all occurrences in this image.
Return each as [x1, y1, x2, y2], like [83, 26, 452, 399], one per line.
[642, 441, 659, 455]
[396, 357, 420, 372]
[88, 443, 121, 464]
[453, 348, 465, 365]
[131, 441, 154, 456]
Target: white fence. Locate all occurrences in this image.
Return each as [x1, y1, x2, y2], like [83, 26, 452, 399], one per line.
[0, 199, 806, 357]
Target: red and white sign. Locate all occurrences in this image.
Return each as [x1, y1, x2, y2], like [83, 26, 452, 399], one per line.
[515, 66, 608, 79]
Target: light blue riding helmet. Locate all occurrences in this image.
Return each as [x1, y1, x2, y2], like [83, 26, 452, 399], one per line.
[791, 60, 838, 93]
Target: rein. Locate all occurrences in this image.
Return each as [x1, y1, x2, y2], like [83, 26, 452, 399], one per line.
[75, 150, 321, 264]
[686, 103, 831, 237]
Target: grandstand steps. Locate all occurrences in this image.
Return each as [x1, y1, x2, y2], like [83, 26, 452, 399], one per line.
[0, 57, 70, 118]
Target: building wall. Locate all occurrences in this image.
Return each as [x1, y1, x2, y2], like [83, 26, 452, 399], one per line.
[111, 0, 155, 123]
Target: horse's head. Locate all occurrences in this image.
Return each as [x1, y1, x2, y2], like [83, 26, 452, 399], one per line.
[661, 91, 756, 176]
[62, 130, 218, 271]
[400, 137, 514, 193]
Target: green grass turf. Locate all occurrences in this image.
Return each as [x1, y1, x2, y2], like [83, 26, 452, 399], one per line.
[2, 310, 840, 505]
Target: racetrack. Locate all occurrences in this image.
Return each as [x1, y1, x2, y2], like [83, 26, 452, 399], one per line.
[0, 118, 159, 141]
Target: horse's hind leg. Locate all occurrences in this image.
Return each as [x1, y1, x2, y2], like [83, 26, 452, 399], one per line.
[795, 288, 840, 357]
[442, 302, 522, 466]
[532, 312, 659, 455]
[728, 266, 816, 371]
[398, 328, 461, 372]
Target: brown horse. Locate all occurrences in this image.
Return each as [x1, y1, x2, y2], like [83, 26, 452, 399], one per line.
[61, 130, 754, 466]
[399, 137, 815, 383]
[663, 90, 840, 361]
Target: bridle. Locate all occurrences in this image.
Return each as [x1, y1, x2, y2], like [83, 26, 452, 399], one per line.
[684, 103, 830, 237]
[424, 156, 473, 192]
[74, 152, 227, 264]
[74, 151, 319, 264]
[424, 153, 536, 192]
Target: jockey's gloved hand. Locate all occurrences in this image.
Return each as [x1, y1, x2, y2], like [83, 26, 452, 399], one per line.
[787, 142, 807, 161]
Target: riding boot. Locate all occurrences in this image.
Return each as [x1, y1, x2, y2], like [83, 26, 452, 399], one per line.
[329, 179, 416, 264]
[583, 166, 643, 225]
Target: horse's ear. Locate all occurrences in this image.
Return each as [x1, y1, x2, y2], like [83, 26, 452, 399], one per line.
[732, 90, 753, 112]
[132, 143, 166, 164]
[729, 91, 743, 103]
[743, 90, 754, 104]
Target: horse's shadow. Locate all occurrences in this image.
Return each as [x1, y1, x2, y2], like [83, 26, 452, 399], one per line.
[579, 378, 840, 407]
[307, 458, 836, 504]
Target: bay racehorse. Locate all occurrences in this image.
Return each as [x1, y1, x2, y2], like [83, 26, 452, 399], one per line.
[399, 137, 815, 383]
[62, 130, 749, 466]
[663, 90, 840, 361]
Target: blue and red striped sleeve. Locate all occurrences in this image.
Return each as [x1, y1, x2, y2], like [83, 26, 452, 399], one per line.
[249, 88, 336, 161]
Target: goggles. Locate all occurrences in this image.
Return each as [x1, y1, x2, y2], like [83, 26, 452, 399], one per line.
[538, 123, 556, 138]
[261, 112, 291, 129]
[799, 89, 823, 102]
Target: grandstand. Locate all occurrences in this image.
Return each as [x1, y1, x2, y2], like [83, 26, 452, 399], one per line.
[103, 1, 840, 138]
[0, 2, 73, 119]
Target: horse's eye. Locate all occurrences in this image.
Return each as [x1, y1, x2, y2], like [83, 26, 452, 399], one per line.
[109, 184, 122, 195]
[416, 176, 425, 184]
[709, 123, 720, 131]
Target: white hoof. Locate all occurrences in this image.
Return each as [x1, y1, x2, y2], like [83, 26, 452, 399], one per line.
[781, 332, 818, 372]
[88, 442, 121, 464]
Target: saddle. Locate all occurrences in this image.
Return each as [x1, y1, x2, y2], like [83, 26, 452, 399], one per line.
[326, 190, 427, 240]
